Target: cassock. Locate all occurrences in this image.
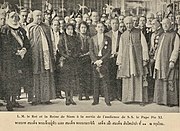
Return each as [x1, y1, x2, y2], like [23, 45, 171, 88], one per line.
[153, 31, 180, 106]
[27, 22, 56, 104]
[116, 28, 149, 103]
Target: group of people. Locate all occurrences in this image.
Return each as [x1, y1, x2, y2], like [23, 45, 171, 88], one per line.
[0, 3, 180, 111]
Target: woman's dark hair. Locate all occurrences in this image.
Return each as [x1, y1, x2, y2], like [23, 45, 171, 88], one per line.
[78, 21, 89, 32]
[96, 21, 105, 27]
[65, 23, 76, 35]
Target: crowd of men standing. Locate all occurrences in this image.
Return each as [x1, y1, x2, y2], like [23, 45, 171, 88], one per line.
[0, 3, 179, 111]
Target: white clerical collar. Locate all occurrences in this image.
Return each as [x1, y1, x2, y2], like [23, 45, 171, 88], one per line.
[21, 22, 27, 26]
[97, 33, 103, 37]
[54, 31, 59, 35]
[112, 30, 118, 35]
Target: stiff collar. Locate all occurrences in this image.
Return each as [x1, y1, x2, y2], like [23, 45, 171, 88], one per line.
[7, 21, 20, 29]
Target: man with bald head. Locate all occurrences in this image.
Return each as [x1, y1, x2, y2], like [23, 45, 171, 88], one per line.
[27, 10, 56, 105]
[146, 13, 155, 28]
[153, 18, 179, 107]
[116, 16, 149, 106]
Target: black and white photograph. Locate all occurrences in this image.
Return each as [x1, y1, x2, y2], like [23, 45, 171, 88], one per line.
[0, 0, 180, 114]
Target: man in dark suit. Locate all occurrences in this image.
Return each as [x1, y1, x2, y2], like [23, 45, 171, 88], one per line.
[106, 18, 122, 101]
[0, 9, 6, 106]
[89, 22, 112, 106]
[139, 16, 152, 48]
[51, 19, 64, 99]
[89, 11, 99, 37]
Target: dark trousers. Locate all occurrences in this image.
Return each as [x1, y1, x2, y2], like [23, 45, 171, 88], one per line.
[109, 57, 122, 100]
[148, 63, 155, 103]
[78, 58, 91, 99]
[92, 65, 110, 104]
[19, 69, 33, 102]
[54, 69, 63, 96]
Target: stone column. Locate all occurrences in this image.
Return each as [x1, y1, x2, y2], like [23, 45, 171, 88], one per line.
[23, 0, 31, 9]
[121, 0, 125, 15]
[111, 0, 121, 8]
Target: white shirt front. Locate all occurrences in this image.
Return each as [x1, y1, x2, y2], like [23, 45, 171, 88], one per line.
[111, 30, 118, 54]
[54, 31, 60, 52]
[97, 33, 104, 57]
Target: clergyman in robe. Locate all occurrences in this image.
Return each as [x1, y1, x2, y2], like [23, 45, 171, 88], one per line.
[27, 10, 56, 105]
[116, 16, 149, 106]
[153, 18, 180, 107]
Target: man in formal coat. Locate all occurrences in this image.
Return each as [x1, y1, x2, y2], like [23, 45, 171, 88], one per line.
[89, 22, 112, 106]
[148, 19, 164, 102]
[17, 8, 31, 100]
[0, 9, 6, 106]
[116, 16, 149, 106]
[106, 18, 122, 101]
[153, 18, 180, 107]
[139, 16, 152, 48]
[176, 14, 180, 35]
[51, 19, 64, 99]
[19, 8, 28, 30]
[27, 10, 56, 105]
